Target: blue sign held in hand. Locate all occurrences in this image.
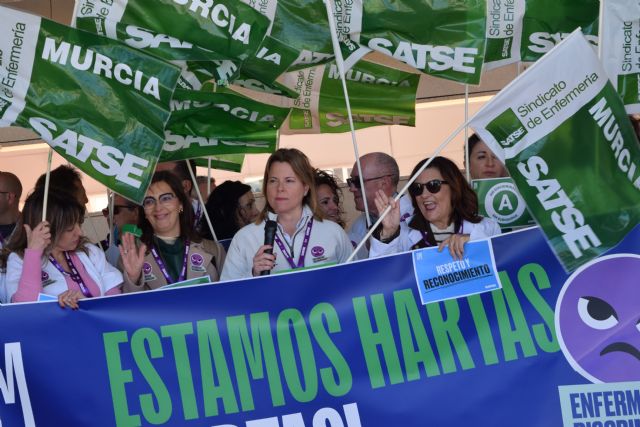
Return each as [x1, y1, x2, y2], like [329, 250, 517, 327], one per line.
[412, 239, 501, 304]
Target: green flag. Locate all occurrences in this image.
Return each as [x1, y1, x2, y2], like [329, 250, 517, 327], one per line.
[281, 59, 419, 133]
[484, 0, 525, 70]
[343, 0, 487, 84]
[0, 6, 180, 203]
[194, 155, 245, 172]
[520, 0, 599, 62]
[162, 89, 291, 161]
[600, 0, 640, 114]
[73, 0, 270, 63]
[471, 31, 640, 271]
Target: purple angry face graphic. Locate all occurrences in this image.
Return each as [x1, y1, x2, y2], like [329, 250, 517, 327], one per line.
[556, 254, 640, 383]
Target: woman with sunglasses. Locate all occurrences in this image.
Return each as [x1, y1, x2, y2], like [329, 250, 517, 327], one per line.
[221, 148, 353, 280]
[5, 188, 123, 308]
[371, 156, 501, 259]
[119, 171, 226, 292]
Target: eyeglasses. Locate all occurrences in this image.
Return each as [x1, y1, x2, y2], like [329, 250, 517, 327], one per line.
[142, 193, 177, 210]
[409, 179, 448, 196]
[102, 205, 137, 217]
[346, 174, 393, 190]
[238, 199, 256, 211]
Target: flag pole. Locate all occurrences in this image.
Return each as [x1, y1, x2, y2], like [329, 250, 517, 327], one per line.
[322, 0, 373, 227]
[187, 161, 218, 242]
[207, 158, 212, 196]
[347, 118, 474, 262]
[464, 84, 470, 181]
[107, 190, 114, 249]
[41, 148, 53, 222]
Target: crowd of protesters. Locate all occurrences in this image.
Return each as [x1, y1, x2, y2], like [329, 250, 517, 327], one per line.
[0, 134, 509, 307]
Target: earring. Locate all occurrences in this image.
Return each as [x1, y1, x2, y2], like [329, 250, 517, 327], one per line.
[179, 207, 183, 213]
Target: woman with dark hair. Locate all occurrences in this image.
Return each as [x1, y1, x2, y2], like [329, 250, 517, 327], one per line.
[202, 180, 259, 240]
[314, 169, 346, 228]
[371, 156, 501, 258]
[119, 171, 226, 291]
[221, 148, 353, 280]
[5, 189, 123, 308]
[468, 133, 508, 179]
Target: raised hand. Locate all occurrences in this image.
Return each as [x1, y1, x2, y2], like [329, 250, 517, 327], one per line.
[118, 232, 147, 283]
[373, 189, 400, 241]
[25, 221, 51, 251]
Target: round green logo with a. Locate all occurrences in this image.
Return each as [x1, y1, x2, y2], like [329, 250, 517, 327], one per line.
[485, 182, 526, 224]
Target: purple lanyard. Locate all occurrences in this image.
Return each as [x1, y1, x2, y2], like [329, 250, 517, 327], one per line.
[193, 203, 202, 230]
[274, 218, 314, 270]
[48, 253, 92, 297]
[150, 239, 190, 284]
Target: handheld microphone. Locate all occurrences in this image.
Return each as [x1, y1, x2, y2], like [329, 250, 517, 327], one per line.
[261, 220, 278, 276]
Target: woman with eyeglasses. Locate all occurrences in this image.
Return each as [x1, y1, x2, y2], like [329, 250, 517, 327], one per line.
[5, 188, 123, 308]
[370, 156, 501, 259]
[201, 180, 259, 241]
[221, 148, 353, 281]
[119, 171, 226, 292]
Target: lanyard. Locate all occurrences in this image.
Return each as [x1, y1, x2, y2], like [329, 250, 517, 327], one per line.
[193, 203, 202, 230]
[48, 252, 92, 297]
[150, 239, 190, 284]
[274, 218, 314, 270]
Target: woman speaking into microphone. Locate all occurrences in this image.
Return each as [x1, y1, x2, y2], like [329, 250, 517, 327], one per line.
[221, 149, 353, 281]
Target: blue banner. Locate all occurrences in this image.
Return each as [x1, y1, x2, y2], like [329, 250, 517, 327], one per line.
[1, 225, 639, 426]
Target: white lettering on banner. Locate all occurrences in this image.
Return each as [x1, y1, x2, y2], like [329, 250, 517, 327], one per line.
[588, 97, 640, 190]
[367, 38, 478, 74]
[29, 117, 150, 188]
[0, 343, 35, 427]
[292, 50, 333, 67]
[327, 64, 411, 87]
[210, 403, 362, 427]
[499, 126, 526, 147]
[124, 26, 194, 49]
[517, 156, 601, 259]
[255, 46, 281, 65]
[41, 38, 162, 100]
[171, 0, 252, 44]
[528, 32, 598, 55]
[170, 100, 276, 122]
[325, 112, 410, 127]
[164, 130, 271, 151]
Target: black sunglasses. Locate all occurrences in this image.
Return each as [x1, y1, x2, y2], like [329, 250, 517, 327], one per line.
[409, 179, 448, 196]
[102, 205, 136, 216]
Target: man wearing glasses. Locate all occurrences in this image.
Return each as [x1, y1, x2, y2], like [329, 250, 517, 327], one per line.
[0, 172, 22, 248]
[101, 194, 139, 266]
[347, 153, 413, 259]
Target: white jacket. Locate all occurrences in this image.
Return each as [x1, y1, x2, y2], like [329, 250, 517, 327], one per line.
[221, 206, 353, 281]
[6, 243, 123, 301]
[348, 193, 414, 260]
[369, 217, 501, 258]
